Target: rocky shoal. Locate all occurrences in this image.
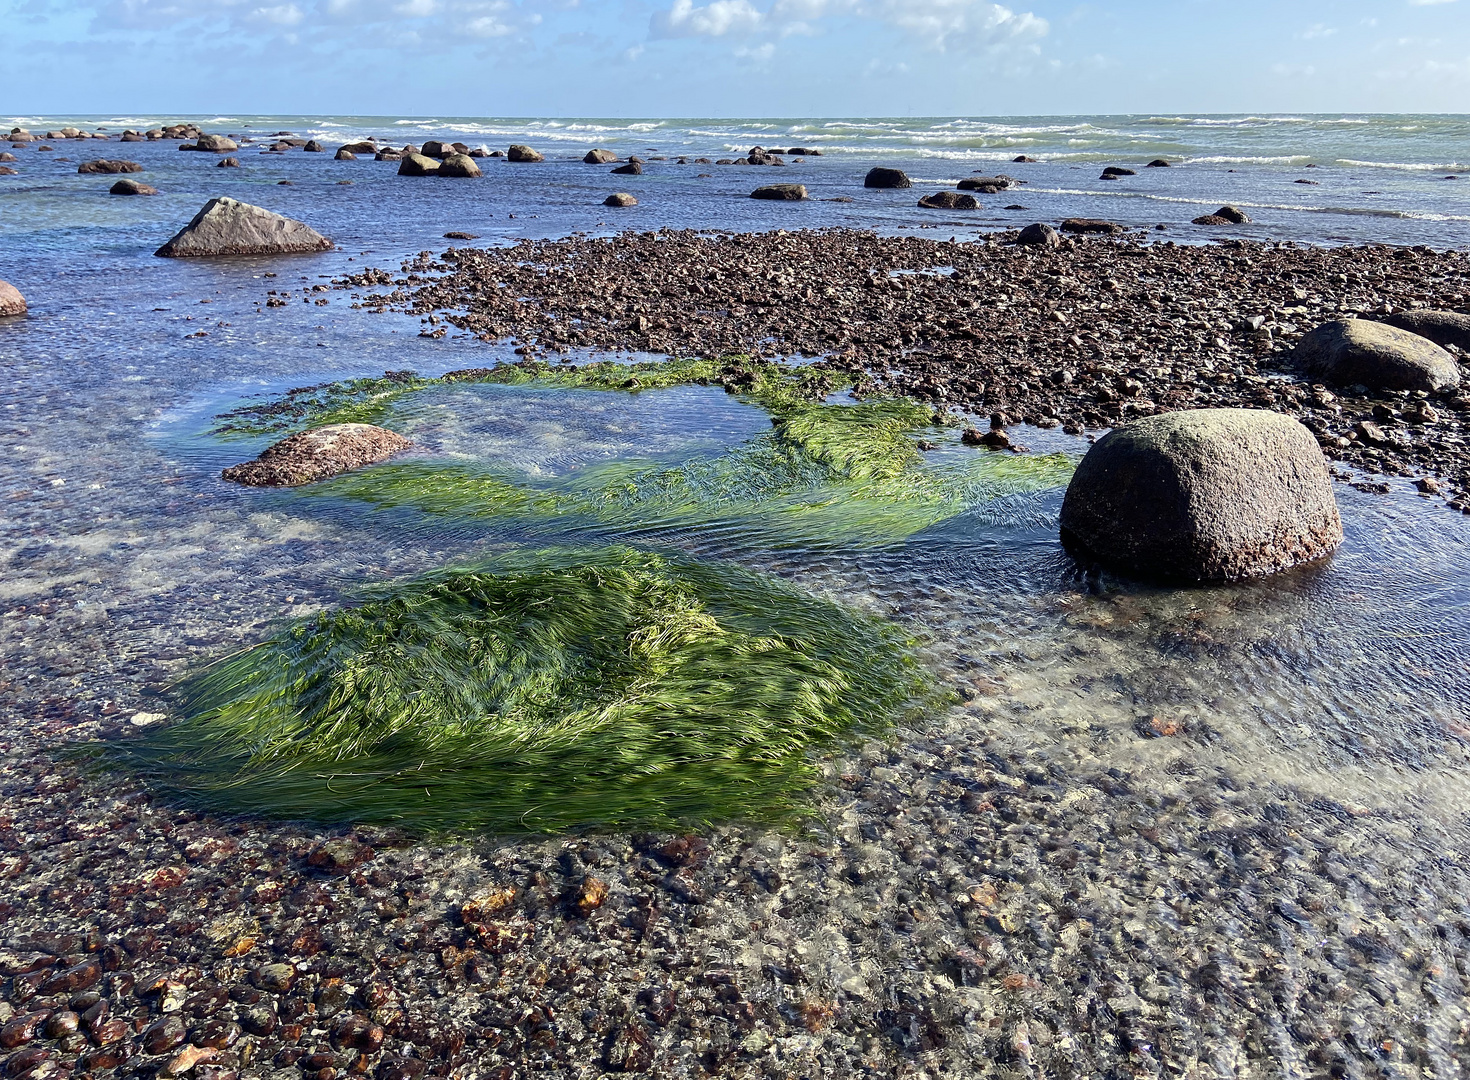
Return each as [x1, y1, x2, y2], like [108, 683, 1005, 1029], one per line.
[336, 228, 1470, 506]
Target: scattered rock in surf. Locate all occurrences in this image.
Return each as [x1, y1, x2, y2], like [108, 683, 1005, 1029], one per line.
[604, 193, 638, 207]
[1017, 223, 1061, 248]
[961, 426, 1011, 449]
[785, 147, 821, 156]
[507, 144, 544, 163]
[1059, 408, 1342, 583]
[1147, 159, 1171, 167]
[420, 140, 452, 158]
[1012, 155, 1037, 163]
[611, 161, 643, 175]
[222, 424, 412, 487]
[1101, 167, 1136, 178]
[193, 134, 238, 153]
[334, 148, 357, 161]
[154, 197, 333, 258]
[340, 141, 376, 154]
[1293, 319, 1460, 393]
[303, 140, 324, 153]
[398, 153, 441, 177]
[1059, 218, 1123, 235]
[1192, 214, 1231, 226]
[0, 152, 14, 162]
[864, 167, 911, 189]
[438, 153, 482, 178]
[958, 176, 1011, 193]
[77, 159, 142, 174]
[585, 148, 618, 164]
[1194, 205, 1250, 225]
[918, 191, 977, 210]
[444, 231, 480, 240]
[752, 184, 807, 201]
[217, 157, 239, 168]
[0, 281, 25, 317]
[375, 149, 403, 161]
[1377, 310, 1470, 352]
[0, 167, 15, 176]
[109, 179, 157, 195]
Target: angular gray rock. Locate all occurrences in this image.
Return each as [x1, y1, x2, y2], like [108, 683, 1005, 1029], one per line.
[864, 167, 911, 189]
[221, 424, 411, 487]
[1293, 319, 1460, 392]
[1059, 408, 1342, 583]
[751, 184, 807, 200]
[918, 191, 977, 209]
[0, 281, 25, 317]
[154, 197, 333, 258]
[1017, 223, 1061, 248]
[507, 144, 544, 163]
[1378, 310, 1470, 352]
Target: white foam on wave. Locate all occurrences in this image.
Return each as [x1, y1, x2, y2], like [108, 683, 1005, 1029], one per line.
[1338, 159, 1465, 172]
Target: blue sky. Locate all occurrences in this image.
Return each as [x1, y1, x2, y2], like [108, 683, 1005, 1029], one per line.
[2, 0, 1467, 115]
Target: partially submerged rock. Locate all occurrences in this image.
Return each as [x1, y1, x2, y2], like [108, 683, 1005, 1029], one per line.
[0, 281, 25, 317]
[193, 134, 238, 153]
[585, 148, 618, 164]
[1195, 205, 1250, 226]
[1060, 218, 1123, 235]
[918, 191, 977, 210]
[1059, 408, 1342, 583]
[1293, 319, 1460, 393]
[334, 148, 357, 161]
[77, 159, 142, 174]
[398, 153, 440, 176]
[437, 153, 482, 178]
[604, 193, 638, 207]
[958, 176, 1011, 193]
[864, 167, 911, 189]
[751, 184, 807, 201]
[109, 179, 157, 195]
[1378, 309, 1470, 352]
[508, 144, 544, 163]
[154, 197, 333, 258]
[611, 161, 643, 175]
[222, 424, 412, 487]
[1147, 159, 1171, 167]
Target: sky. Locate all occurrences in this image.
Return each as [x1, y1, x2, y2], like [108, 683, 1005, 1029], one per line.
[1, 0, 1468, 115]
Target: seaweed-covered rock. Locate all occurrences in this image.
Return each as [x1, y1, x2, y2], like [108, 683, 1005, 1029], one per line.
[918, 191, 977, 210]
[751, 184, 807, 200]
[155, 197, 332, 258]
[437, 154, 482, 178]
[0, 281, 25, 317]
[508, 144, 544, 162]
[77, 159, 142, 174]
[1379, 310, 1470, 352]
[221, 424, 411, 487]
[604, 193, 638, 207]
[109, 179, 157, 195]
[1059, 408, 1342, 583]
[398, 153, 440, 176]
[1293, 319, 1460, 392]
[864, 167, 911, 189]
[1017, 223, 1060, 248]
[585, 148, 618, 164]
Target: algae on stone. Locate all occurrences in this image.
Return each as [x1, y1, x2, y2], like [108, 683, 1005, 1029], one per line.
[106, 547, 936, 834]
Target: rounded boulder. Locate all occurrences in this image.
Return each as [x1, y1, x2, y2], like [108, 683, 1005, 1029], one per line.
[584, 148, 618, 164]
[1379, 309, 1470, 352]
[864, 167, 911, 189]
[1058, 408, 1342, 583]
[1017, 222, 1061, 248]
[0, 281, 26, 317]
[507, 144, 544, 163]
[398, 153, 440, 177]
[222, 424, 411, 487]
[918, 191, 977, 210]
[751, 184, 807, 201]
[604, 193, 637, 207]
[109, 179, 158, 195]
[1293, 319, 1460, 393]
[437, 153, 482, 178]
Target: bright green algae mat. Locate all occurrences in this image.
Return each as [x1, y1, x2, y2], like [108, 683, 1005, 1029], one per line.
[107, 547, 939, 834]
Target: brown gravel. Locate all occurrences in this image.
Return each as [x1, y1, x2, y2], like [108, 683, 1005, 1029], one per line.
[336, 228, 1470, 506]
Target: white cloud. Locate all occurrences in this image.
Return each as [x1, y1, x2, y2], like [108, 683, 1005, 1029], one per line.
[251, 2, 303, 21]
[1408, 0, 1457, 6]
[1299, 23, 1335, 39]
[650, 0, 1046, 53]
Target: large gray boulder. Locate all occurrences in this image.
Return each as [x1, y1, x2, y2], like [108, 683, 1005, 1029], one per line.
[1059, 408, 1342, 583]
[1293, 319, 1460, 392]
[154, 197, 333, 258]
[398, 153, 440, 176]
[1379, 310, 1470, 352]
[194, 134, 238, 153]
[0, 281, 25, 317]
[222, 424, 411, 486]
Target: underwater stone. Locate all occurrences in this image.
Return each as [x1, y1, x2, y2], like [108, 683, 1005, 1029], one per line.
[221, 423, 411, 487]
[1059, 408, 1342, 583]
[154, 197, 332, 257]
[1293, 319, 1460, 393]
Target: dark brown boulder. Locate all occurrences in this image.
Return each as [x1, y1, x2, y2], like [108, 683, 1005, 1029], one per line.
[335, 148, 357, 161]
[0, 281, 25, 317]
[0, 167, 16, 176]
[420, 140, 451, 158]
[1059, 218, 1123, 235]
[222, 424, 411, 486]
[77, 159, 142, 174]
[340, 141, 376, 154]
[785, 147, 821, 156]
[217, 157, 239, 168]
[864, 167, 911, 189]
[194, 134, 238, 152]
[0, 152, 14, 162]
[1012, 155, 1037, 163]
[751, 184, 807, 200]
[1378, 310, 1470, 351]
[604, 193, 638, 207]
[1192, 214, 1232, 226]
[1101, 166, 1136, 177]
[398, 153, 440, 176]
[155, 197, 333, 258]
[303, 140, 324, 152]
[1292, 319, 1460, 393]
[611, 161, 642, 175]
[1211, 205, 1250, 224]
[958, 176, 1010, 193]
[437, 153, 481, 178]
[918, 191, 977, 210]
[1059, 409, 1342, 583]
[1017, 222, 1061, 248]
[109, 179, 157, 195]
[507, 144, 544, 162]
[1147, 158, 1171, 167]
[584, 148, 618, 164]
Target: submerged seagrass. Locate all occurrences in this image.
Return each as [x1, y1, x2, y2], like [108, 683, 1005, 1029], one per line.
[105, 547, 936, 834]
